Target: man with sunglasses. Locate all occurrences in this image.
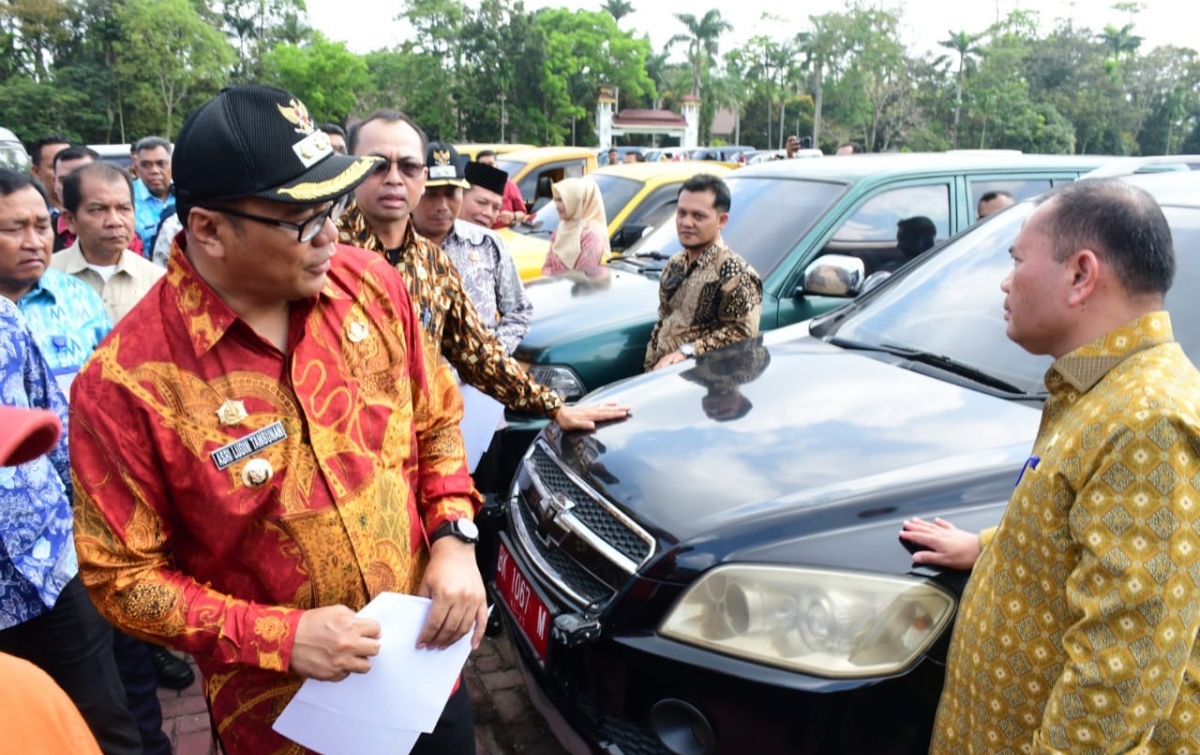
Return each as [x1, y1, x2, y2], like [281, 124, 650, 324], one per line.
[69, 85, 485, 755]
[339, 111, 629, 458]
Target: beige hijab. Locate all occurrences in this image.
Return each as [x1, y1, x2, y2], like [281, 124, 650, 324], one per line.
[549, 177, 610, 269]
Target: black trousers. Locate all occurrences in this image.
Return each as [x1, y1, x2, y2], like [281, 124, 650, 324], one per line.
[412, 680, 475, 755]
[0, 576, 142, 755]
[112, 630, 173, 755]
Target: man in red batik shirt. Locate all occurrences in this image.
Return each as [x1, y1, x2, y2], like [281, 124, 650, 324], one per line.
[69, 85, 485, 755]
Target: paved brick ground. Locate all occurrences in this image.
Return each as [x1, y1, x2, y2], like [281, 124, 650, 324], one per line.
[160, 635, 568, 755]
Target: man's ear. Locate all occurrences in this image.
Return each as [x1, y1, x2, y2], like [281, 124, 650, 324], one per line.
[185, 208, 227, 262]
[63, 210, 77, 236]
[1067, 248, 1101, 306]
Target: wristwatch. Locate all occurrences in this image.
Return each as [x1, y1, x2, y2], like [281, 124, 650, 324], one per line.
[430, 518, 480, 545]
[679, 343, 696, 358]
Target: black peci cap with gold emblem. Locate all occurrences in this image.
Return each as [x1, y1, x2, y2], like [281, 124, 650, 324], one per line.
[172, 84, 381, 221]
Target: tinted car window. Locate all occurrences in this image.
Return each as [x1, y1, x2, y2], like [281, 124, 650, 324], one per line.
[831, 183, 951, 242]
[624, 177, 846, 277]
[969, 179, 1051, 211]
[516, 175, 642, 237]
[827, 203, 1200, 395]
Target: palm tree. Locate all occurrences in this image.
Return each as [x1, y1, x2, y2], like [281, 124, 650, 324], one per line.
[668, 9, 733, 97]
[602, 0, 634, 23]
[939, 29, 982, 148]
[1097, 23, 1143, 60]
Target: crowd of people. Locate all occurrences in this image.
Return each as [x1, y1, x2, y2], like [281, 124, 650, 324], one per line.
[4, 81, 1199, 755]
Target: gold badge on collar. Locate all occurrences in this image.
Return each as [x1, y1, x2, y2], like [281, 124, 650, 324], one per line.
[216, 399, 248, 427]
[347, 320, 370, 343]
[241, 458, 274, 488]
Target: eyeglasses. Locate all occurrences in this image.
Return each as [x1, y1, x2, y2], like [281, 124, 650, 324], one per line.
[370, 157, 425, 180]
[207, 193, 350, 243]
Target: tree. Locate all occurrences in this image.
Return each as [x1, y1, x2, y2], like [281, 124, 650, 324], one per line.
[215, 0, 311, 82]
[262, 33, 369, 124]
[117, 0, 235, 138]
[668, 9, 732, 98]
[601, 0, 633, 23]
[939, 30, 983, 147]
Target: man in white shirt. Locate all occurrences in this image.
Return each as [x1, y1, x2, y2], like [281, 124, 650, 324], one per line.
[50, 162, 164, 324]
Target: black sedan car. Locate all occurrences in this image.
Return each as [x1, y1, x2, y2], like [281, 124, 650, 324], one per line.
[488, 171, 1200, 755]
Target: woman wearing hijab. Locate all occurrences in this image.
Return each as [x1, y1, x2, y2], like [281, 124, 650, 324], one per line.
[542, 177, 610, 276]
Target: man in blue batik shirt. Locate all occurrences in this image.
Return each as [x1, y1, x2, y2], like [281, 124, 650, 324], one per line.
[0, 296, 141, 755]
[131, 137, 175, 254]
[0, 170, 111, 391]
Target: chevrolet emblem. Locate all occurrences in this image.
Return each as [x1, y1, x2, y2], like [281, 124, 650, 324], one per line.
[537, 492, 575, 544]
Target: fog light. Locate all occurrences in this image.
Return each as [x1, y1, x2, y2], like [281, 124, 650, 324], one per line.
[650, 699, 714, 755]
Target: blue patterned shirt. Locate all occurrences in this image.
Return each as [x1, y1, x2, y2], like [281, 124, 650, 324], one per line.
[17, 268, 111, 393]
[134, 178, 175, 255]
[0, 298, 76, 629]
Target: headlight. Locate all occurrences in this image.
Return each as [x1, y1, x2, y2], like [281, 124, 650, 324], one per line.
[660, 565, 955, 678]
[527, 364, 586, 401]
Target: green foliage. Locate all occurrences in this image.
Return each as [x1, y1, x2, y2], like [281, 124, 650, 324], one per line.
[262, 33, 368, 124]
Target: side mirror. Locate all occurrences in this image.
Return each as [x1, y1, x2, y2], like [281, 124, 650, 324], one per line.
[797, 254, 865, 298]
[611, 224, 649, 251]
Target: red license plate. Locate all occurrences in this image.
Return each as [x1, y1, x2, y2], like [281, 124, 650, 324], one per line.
[496, 541, 551, 661]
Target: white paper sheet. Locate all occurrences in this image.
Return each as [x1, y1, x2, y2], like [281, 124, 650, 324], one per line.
[272, 593, 475, 755]
[459, 384, 505, 473]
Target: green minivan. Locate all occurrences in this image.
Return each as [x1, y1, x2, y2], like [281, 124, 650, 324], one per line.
[492, 153, 1116, 486]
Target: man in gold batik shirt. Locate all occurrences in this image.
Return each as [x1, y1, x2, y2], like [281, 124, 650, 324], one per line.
[922, 181, 1200, 755]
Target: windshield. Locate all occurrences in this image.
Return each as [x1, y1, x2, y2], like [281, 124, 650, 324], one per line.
[514, 174, 643, 237]
[823, 202, 1200, 395]
[623, 176, 845, 276]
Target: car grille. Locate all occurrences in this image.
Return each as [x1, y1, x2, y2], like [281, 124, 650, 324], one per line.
[510, 440, 656, 610]
[528, 445, 652, 563]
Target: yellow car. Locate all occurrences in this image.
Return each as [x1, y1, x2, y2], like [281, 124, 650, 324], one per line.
[498, 161, 733, 280]
[492, 147, 599, 215]
[454, 143, 534, 161]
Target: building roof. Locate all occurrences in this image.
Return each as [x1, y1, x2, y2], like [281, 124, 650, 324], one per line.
[612, 109, 688, 128]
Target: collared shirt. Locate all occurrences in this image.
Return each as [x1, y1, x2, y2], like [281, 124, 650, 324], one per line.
[338, 206, 562, 415]
[644, 240, 763, 370]
[931, 312, 1200, 755]
[0, 298, 76, 630]
[133, 179, 174, 254]
[17, 268, 112, 390]
[70, 238, 478, 755]
[441, 220, 532, 356]
[50, 241, 165, 324]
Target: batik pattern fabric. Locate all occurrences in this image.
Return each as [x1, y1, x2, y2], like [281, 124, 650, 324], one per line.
[133, 180, 173, 255]
[440, 220, 532, 356]
[0, 298, 76, 630]
[931, 312, 1200, 755]
[644, 240, 763, 370]
[338, 205, 561, 415]
[70, 238, 478, 755]
[17, 268, 111, 389]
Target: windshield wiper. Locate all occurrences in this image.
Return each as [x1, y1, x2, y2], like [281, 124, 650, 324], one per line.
[627, 250, 670, 260]
[829, 337, 1030, 395]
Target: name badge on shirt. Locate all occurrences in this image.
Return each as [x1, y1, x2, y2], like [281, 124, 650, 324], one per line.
[211, 421, 287, 470]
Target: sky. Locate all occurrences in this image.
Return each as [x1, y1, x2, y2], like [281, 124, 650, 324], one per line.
[305, 0, 1194, 61]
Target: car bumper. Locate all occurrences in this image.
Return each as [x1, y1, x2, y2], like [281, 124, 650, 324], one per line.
[490, 530, 947, 755]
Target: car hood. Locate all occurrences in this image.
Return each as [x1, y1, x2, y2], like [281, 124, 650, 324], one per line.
[544, 335, 1042, 544]
[517, 269, 660, 351]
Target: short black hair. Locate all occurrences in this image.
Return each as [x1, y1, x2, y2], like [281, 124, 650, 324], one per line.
[1039, 179, 1175, 296]
[30, 134, 71, 167]
[61, 161, 134, 215]
[979, 190, 1013, 204]
[678, 173, 732, 213]
[837, 142, 863, 154]
[896, 216, 937, 259]
[0, 167, 46, 201]
[320, 123, 346, 138]
[476, 149, 497, 160]
[52, 145, 101, 173]
[134, 136, 172, 156]
[347, 110, 428, 156]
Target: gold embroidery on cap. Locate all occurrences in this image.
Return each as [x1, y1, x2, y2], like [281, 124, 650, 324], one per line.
[277, 99, 315, 134]
[275, 158, 379, 201]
